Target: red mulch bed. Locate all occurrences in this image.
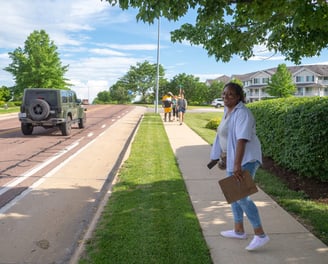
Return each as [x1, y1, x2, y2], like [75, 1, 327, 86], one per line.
[261, 157, 328, 204]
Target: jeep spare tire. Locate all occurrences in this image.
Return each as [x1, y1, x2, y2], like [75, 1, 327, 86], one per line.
[28, 99, 50, 121]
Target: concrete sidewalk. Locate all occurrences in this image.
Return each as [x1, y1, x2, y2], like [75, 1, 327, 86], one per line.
[163, 120, 328, 264]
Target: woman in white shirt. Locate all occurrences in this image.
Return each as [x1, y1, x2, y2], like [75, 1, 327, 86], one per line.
[210, 82, 269, 251]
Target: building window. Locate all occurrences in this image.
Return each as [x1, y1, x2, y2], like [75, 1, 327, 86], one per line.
[254, 78, 260, 84]
[296, 87, 303, 95]
[262, 77, 269, 83]
[306, 75, 314, 82]
[296, 76, 304, 83]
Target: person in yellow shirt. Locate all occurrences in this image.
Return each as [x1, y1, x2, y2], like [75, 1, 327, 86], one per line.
[162, 92, 173, 122]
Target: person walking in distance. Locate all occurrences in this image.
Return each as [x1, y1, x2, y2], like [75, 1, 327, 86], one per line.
[162, 92, 173, 122]
[177, 93, 187, 125]
[210, 82, 270, 251]
[171, 95, 178, 121]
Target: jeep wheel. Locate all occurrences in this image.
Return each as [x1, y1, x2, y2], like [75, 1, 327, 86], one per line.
[60, 116, 72, 136]
[29, 99, 50, 121]
[78, 116, 85, 129]
[21, 123, 33, 135]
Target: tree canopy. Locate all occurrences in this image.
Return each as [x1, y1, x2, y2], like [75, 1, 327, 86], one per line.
[106, 0, 328, 64]
[4, 30, 69, 97]
[116, 61, 165, 103]
[93, 60, 225, 105]
[93, 61, 166, 104]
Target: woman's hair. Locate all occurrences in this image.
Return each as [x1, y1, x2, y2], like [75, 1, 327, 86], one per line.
[224, 82, 246, 103]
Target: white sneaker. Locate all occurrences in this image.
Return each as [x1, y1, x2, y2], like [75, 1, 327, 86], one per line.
[245, 235, 270, 251]
[220, 230, 247, 240]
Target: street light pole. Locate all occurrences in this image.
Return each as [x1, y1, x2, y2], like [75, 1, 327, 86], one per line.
[155, 17, 160, 113]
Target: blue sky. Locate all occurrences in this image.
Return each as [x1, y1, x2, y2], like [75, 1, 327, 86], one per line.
[1, 0, 328, 102]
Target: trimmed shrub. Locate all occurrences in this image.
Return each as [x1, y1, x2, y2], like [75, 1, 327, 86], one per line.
[248, 97, 328, 182]
[205, 117, 222, 130]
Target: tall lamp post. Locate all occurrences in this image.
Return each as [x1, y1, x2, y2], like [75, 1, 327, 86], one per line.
[155, 18, 160, 113]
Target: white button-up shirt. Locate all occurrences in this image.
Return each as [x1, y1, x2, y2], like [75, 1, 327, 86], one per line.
[210, 101, 262, 172]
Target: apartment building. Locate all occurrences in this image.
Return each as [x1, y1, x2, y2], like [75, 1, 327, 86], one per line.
[206, 65, 328, 102]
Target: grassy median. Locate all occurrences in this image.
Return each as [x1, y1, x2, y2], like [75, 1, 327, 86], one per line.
[79, 113, 212, 264]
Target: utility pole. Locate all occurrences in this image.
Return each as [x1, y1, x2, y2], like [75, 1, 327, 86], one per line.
[155, 18, 160, 113]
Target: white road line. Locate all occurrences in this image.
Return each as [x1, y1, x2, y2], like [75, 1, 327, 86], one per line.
[0, 141, 80, 196]
[0, 117, 114, 214]
[0, 135, 101, 214]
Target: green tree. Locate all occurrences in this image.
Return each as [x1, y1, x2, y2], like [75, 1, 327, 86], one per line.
[266, 64, 296, 98]
[107, 0, 328, 64]
[207, 81, 225, 103]
[230, 78, 243, 88]
[0, 86, 12, 102]
[4, 30, 69, 97]
[119, 61, 166, 103]
[167, 73, 206, 104]
[94, 90, 111, 104]
[109, 81, 133, 103]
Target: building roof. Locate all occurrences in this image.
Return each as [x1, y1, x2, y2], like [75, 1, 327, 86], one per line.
[205, 75, 231, 85]
[205, 65, 328, 87]
[229, 65, 328, 81]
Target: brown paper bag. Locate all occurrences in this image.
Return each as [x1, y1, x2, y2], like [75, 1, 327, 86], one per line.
[218, 170, 258, 204]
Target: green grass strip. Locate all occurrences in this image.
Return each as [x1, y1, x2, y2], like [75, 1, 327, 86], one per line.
[257, 170, 328, 245]
[0, 106, 20, 114]
[80, 113, 212, 264]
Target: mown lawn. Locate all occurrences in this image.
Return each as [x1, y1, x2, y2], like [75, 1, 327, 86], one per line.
[79, 113, 212, 264]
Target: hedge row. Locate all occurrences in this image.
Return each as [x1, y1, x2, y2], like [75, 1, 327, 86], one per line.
[248, 97, 328, 182]
[0, 101, 21, 107]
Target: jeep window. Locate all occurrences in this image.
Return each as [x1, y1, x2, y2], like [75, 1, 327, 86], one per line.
[61, 90, 68, 103]
[71, 91, 77, 102]
[68, 91, 73, 102]
[26, 90, 58, 106]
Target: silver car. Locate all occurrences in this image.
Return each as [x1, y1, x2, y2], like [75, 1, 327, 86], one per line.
[210, 98, 224, 108]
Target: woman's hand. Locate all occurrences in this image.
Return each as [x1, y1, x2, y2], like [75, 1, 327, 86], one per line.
[233, 139, 247, 181]
[233, 165, 243, 182]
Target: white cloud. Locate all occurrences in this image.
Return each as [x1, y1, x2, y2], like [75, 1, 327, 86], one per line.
[70, 79, 109, 102]
[0, 0, 116, 48]
[89, 48, 127, 56]
[194, 73, 224, 82]
[64, 54, 148, 102]
[249, 44, 285, 61]
[249, 54, 285, 61]
[104, 44, 159, 51]
[0, 0, 144, 100]
[304, 60, 328, 65]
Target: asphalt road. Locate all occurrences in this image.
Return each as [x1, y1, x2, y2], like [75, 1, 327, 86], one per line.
[0, 105, 146, 264]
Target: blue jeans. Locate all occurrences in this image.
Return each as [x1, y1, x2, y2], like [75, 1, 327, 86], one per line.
[227, 161, 262, 229]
